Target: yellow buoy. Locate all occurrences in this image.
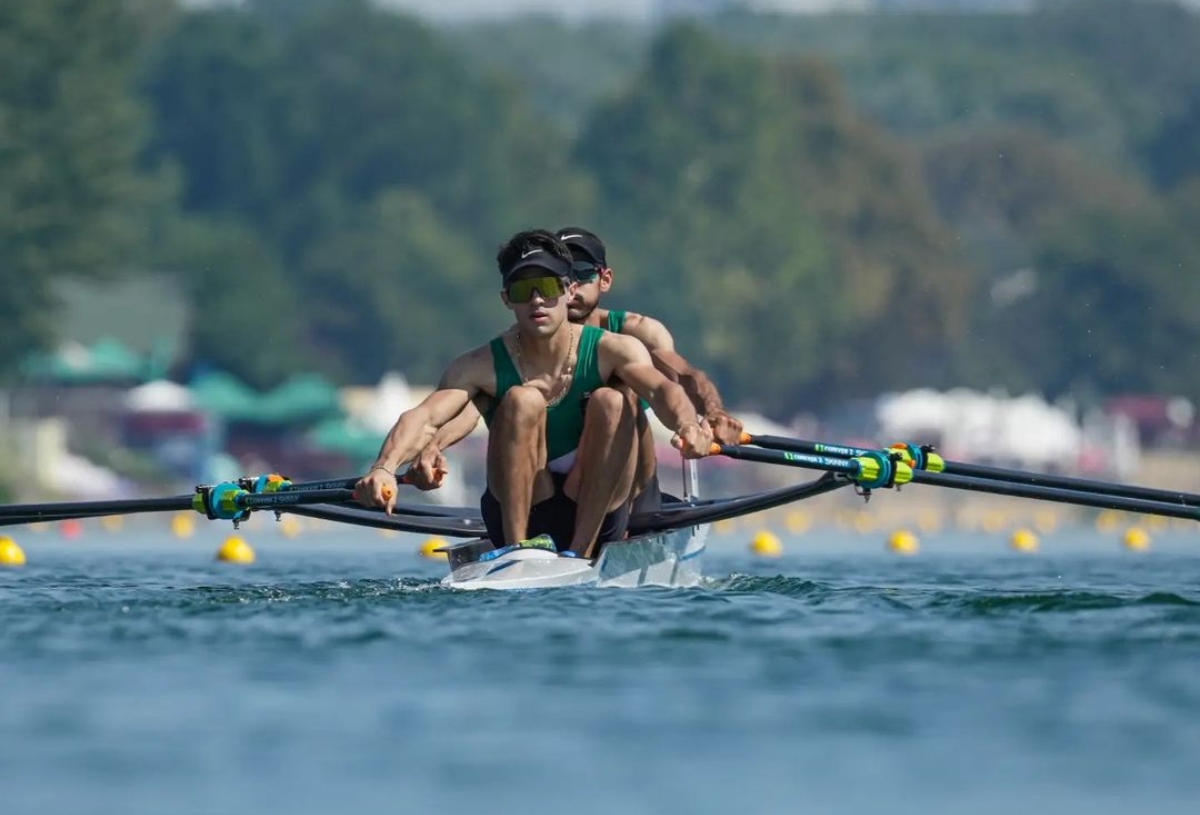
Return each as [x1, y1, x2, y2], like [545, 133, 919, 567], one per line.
[1010, 528, 1039, 553]
[1033, 509, 1058, 535]
[377, 527, 399, 539]
[887, 529, 919, 556]
[101, 514, 125, 532]
[216, 536, 255, 564]
[748, 530, 783, 558]
[980, 510, 1007, 534]
[1145, 514, 1168, 531]
[784, 510, 811, 535]
[714, 518, 736, 535]
[0, 536, 26, 567]
[853, 511, 876, 534]
[1122, 527, 1150, 552]
[418, 536, 448, 559]
[954, 508, 977, 532]
[916, 508, 942, 534]
[1095, 510, 1121, 533]
[171, 513, 195, 540]
[278, 515, 302, 539]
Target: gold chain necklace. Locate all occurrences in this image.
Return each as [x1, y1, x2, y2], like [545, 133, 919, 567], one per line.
[513, 325, 576, 408]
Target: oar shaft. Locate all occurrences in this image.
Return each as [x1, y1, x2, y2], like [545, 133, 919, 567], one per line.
[714, 444, 865, 477]
[0, 495, 195, 522]
[910, 469, 1199, 522]
[929, 459, 1200, 508]
[723, 439, 1198, 522]
[744, 434, 1200, 509]
[235, 488, 354, 509]
[712, 444, 911, 490]
[746, 434, 869, 460]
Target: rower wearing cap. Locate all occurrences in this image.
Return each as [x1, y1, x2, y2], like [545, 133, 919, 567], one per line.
[408, 228, 744, 519]
[354, 229, 712, 558]
[556, 227, 744, 513]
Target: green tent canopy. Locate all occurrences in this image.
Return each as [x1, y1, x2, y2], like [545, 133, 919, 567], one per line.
[307, 416, 382, 461]
[259, 374, 340, 423]
[189, 371, 341, 425]
[188, 371, 262, 421]
[21, 337, 150, 383]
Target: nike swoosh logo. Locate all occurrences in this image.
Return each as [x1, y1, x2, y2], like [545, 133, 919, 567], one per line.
[520, 248, 542, 259]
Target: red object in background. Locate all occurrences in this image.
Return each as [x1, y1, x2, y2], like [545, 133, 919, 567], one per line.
[1104, 395, 1196, 446]
[122, 411, 208, 435]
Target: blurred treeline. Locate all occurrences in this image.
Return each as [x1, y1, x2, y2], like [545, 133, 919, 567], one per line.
[3, 0, 1199, 418]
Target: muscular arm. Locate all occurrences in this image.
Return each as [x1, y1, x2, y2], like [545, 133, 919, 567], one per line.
[368, 350, 487, 473]
[599, 333, 703, 440]
[402, 400, 483, 490]
[428, 401, 482, 452]
[622, 312, 740, 443]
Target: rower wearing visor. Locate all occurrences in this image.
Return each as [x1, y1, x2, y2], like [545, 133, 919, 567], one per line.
[407, 227, 744, 519]
[354, 229, 712, 559]
[557, 227, 744, 514]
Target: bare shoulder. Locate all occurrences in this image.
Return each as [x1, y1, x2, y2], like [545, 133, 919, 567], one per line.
[598, 330, 652, 364]
[622, 312, 676, 352]
[438, 341, 496, 393]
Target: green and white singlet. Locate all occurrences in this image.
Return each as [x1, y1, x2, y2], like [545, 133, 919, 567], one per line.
[603, 310, 650, 412]
[483, 325, 606, 472]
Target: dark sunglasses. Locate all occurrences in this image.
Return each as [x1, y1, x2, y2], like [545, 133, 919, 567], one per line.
[571, 260, 602, 282]
[506, 275, 567, 304]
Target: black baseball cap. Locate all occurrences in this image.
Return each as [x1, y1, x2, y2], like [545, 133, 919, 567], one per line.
[500, 246, 573, 283]
[556, 228, 607, 267]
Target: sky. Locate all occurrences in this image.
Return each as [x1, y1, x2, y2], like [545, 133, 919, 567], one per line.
[180, 1, 882, 24]
[375, 0, 656, 20]
[183, 0, 1200, 24]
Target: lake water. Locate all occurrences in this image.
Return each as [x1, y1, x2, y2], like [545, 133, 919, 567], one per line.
[2, 523, 1199, 815]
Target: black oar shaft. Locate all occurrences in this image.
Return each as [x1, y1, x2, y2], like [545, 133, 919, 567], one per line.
[745, 434, 1200, 509]
[0, 487, 361, 526]
[0, 495, 194, 522]
[714, 444, 865, 477]
[910, 470, 1198, 521]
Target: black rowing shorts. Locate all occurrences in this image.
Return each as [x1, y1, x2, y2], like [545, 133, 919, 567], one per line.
[480, 472, 631, 551]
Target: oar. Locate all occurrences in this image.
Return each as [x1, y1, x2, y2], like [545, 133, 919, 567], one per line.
[711, 444, 912, 489]
[0, 494, 197, 526]
[715, 443, 1200, 522]
[0, 486, 362, 526]
[740, 433, 1200, 509]
[0, 467, 446, 527]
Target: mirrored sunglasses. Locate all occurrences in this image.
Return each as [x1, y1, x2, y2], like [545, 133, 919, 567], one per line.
[571, 260, 602, 282]
[506, 275, 567, 304]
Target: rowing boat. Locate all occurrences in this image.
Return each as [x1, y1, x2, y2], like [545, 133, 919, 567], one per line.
[439, 460, 709, 590]
[438, 521, 708, 590]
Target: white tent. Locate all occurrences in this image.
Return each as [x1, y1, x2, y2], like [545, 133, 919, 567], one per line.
[125, 380, 194, 413]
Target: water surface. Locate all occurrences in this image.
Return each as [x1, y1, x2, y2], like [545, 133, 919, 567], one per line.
[3, 529, 1199, 814]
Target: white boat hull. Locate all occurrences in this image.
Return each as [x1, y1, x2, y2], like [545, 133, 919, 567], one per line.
[441, 523, 707, 591]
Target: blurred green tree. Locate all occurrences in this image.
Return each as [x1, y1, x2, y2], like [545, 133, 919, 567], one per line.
[576, 26, 963, 413]
[0, 0, 158, 377]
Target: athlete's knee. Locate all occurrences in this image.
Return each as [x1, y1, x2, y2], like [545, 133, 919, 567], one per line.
[496, 385, 547, 426]
[586, 386, 634, 419]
